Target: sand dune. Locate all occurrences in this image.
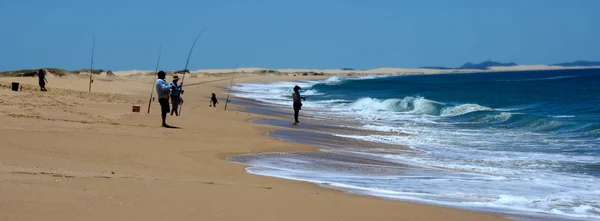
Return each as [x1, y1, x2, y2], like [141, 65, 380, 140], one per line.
[96, 64, 600, 77]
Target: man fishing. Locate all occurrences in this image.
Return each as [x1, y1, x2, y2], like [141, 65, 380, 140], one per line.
[156, 71, 176, 128]
[170, 75, 183, 116]
[38, 69, 48, 91]
[292, 85, 306, 124]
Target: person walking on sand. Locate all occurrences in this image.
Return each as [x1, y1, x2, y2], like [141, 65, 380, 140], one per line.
[170, 75, 183, 116]
[156, 71, 176, 128]
[209, 93, 219, 108]
[38, 69, 48, 91]
[292, 85, 306, 124]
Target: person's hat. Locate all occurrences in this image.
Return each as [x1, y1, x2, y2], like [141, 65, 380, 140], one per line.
[293, 85, 301, 90]
[158, 71, 166, 76]
[173, 75, 180, 80]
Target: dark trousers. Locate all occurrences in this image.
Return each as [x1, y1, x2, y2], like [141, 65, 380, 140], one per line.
[39, 80, 46, 91]
[294, 109, 299, 122]
[159, 98, 169, 125]
[293, 103, 301, 122]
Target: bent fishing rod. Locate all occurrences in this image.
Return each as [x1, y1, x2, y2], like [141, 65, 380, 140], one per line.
[178, 29, 206, 116]
[88, 34, 96, 92]
[223, 57, 239, 111]
[147, 41, 163, 114]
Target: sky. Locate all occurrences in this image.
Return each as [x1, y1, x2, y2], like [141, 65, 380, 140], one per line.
[1, 0, 599, 71]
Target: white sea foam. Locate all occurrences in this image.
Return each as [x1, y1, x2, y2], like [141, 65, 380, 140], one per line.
[236, 150, 600, 220]
[317, 75, 392, 86]
[346, 97, 445, 116]
[323, 76, 345, 85]
[552, 115, 576, 118]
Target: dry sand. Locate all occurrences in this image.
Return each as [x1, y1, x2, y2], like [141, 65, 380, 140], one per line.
[0, 73, 509, 221]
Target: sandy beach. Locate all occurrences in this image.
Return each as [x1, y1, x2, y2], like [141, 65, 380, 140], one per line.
[0, 72, 512, 220]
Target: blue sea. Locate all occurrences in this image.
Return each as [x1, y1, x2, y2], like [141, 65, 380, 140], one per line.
[229, 69, 600, 220]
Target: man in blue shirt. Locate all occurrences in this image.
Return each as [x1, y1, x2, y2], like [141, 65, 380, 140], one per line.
[170, 75, 183, 116]
[155, 71, 176, 128]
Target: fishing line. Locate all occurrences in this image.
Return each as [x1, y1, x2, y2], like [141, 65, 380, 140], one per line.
[178, 28, 207, 115]
[88, 34, 96, 92]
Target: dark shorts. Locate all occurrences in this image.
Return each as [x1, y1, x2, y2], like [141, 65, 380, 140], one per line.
[39, 79, 45, 87]
[159, 98, 169, 114]
[293, 103, 302, 111]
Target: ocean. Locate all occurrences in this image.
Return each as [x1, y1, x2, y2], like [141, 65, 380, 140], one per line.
[228, 69, 600, 220]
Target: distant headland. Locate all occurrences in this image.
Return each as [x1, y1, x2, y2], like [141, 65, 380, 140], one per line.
[420, 60, 600, 71]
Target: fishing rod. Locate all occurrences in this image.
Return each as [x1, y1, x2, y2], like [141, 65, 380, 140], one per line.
[88, 34, 96, 92]
[224, 57, 239, 111]
[147, 41, 163, 114]
[178, 29, 206, 116]
[183, 75, 249, 87]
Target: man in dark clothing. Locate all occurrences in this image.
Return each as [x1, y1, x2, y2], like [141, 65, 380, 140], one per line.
[292, 85, 306, 124]
[38, 69, 48, 91]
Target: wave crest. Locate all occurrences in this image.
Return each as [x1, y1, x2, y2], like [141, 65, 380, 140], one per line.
[323, 76, 345, 85]
[441, 104, 493, 117]
[349, 97, 445, 115]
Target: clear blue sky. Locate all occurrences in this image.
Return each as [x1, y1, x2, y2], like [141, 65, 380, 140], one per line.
[1, 0, 599, 71]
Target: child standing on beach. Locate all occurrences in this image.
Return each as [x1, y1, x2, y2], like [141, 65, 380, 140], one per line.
[209, 93, 219, 107]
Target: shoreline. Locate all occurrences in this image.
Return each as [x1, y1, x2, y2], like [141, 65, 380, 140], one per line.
[225, 78, 520, 219]
[1, 73, 509, 220]
[225, 74, 596, 221]
[230, 109, 568, 221]
[228, 97, 523, 220]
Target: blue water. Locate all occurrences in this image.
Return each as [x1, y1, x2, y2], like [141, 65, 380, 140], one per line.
[230, 69, 600, 220]
[314, 70, 599, 132]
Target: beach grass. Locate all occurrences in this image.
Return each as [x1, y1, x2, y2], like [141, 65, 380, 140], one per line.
[0, 68, 116, 77]
[72, 69, 105, 75]
[0, 68, 72, 77]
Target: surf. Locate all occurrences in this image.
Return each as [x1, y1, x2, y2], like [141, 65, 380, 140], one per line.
[230, 69, 600, 220]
